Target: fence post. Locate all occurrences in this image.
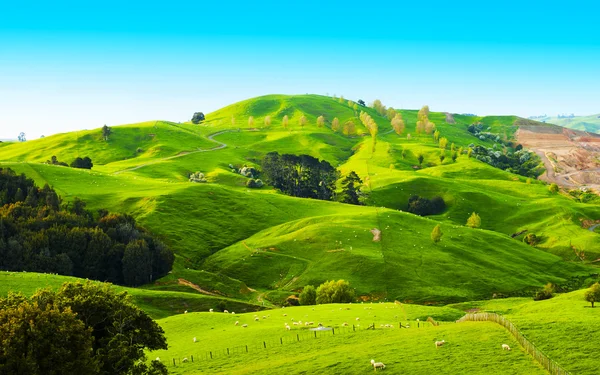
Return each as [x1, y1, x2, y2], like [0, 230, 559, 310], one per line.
[210, 351, 212, 359]
[263, 341, 266, 349]
[172, 358, 176, 367]
[314, 331, 317, 338]
[332, 328, 335, 335]
[353, 324, 355, 331]
[280, 337, 283, 345]
[297, 334, 299, 342]
[191, 355, 194, 363]
[227, 348, 229, 355]
[246, 345, 248, 353]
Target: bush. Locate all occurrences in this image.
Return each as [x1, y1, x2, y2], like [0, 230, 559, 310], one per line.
[246, 179, 263, 188]
[70, 156, 93, 169]
[191, 112, 205, 124]
[316, 280, 354, 304]
[407, 195, 446, 216]
[299, 285, 316, 305]
[534, 283, 554, 301]
[523, 233, 538, 246]
[549, 183, 559, 193]
[136, 147, 143, 153]
[466, 212, 481, 228]
[189, 171, 207, 183]
[585, 282, 600, 307]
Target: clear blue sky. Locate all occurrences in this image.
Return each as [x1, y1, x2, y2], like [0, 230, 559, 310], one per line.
[1, 0, 599, 139]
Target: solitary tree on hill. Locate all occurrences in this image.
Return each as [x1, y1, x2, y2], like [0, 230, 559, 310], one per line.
[585, 282, 600, 308]
[331, 117, 340, 132]
[191, 112, 205, 124]
[17, 132, 26, 142]
[101, 125, 111, 141]
[358, 99, 366, 106]
[282, 115, 289, 129]
[431, 224, 443, 243]
[248, 116, 254, 127]
[317, 115, 325, 128]
[418, 154, 424, 166]
[439, 153, 445, 163]
[299, 115, 307, 128]
[466, 212, 481, 228]
[264, 115, 272, 126]
[451, 151, 458, 162]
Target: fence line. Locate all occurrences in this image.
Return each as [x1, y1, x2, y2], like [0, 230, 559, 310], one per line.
[457, 313, 569, 375]
[163, 320, 439, 368]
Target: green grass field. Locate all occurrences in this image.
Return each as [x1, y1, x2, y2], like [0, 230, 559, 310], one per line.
[1, 94, 599, 373]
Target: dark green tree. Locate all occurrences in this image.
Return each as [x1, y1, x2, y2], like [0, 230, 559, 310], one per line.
[418, 154, 424, 166]
[102, 125, 111, 141]
[339, 171, 363, 205]
[299, 285, 317, 305]
[122, 240, 152, 286]
[191, 112, 205, 124]
[585, 282, 600, 308]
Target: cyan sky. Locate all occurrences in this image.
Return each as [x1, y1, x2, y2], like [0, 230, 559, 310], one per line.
[1, 1, 599, 138]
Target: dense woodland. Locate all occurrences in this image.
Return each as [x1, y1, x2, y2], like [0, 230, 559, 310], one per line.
[0, 168, 174, 286]
[262, 152, 339, 200]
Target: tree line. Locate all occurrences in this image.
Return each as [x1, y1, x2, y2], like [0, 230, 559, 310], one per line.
[0, 168, 174, 286]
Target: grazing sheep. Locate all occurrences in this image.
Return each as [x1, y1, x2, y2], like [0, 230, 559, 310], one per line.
[193, 337, 197, 343]
[293, 322, 298, 325]
[182, 358, 188, 363]
[254, 317, 259, 321]
[155, 357, 160, 362]
[502, 344, 511, 351]
[371, 359, 386, 371]
[184, 310, 188, 314]
[286, 325, 291, 331]
[223, 310, 229, 313]
[435, 340, 446, 348]
[231, 312, 235, 315]
[356, 317, 360, 321]
[209, 309, 214, 313]
[305, 322, 310, 326]
[283, 314, 287, 317]
[342, 322, 348, 326]
[235, 321, 239, 325]
[242, 324, 248, 328]
[262, 316, 267, 319]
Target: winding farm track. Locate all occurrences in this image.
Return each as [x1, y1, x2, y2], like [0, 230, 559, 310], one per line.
[112, 129, 243, 175]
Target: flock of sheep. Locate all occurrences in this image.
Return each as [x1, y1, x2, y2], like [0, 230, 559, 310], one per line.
[174, 307, 514, 371]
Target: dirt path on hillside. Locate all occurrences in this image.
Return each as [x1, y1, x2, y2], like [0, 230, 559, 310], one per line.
[113, 129, 251, 175]
[177, 278, 221, 296]
[589, 224, 600, 232]
[533, 150, 577, 188]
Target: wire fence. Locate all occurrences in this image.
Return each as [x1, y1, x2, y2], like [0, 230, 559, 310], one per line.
[457, 313, 570, 375]
[163, 320, 440, 368]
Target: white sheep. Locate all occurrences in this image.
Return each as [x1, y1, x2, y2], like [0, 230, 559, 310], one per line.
[342, 322, 348, 326]
[184, 310, 188, 314]
[155, 357, 160, 362]
[193, 337, 197, 343]
[435, 340, 446, 348]
[182, 358, 188, 363]
[235, 321, 239, 325]
[209, 308, 213, 312]
[231, 312, 235, 315]
[356, 317, 360, 321]
[502, 344, 511, 351]
[371, 359, 386, 371]
[293, 322, 299, 326]
[254, 317, 259, 321]
[242, 324, 248, 328]
[223, 309, 229, 313]
[286, 325, 291, 331]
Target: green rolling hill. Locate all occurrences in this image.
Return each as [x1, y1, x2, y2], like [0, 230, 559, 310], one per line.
[0, 94, 598, 308]
[530, 114, 600, 134]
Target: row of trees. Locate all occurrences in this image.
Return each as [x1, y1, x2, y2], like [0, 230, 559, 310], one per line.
[299, 280, 355, 305]
[0, 281, 168, 374]
[46, 155, 93, 169]
[0, 168, 174, 286]
[416, 105, 436, 135]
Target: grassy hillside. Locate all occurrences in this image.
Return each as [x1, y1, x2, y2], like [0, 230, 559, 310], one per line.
[0, 94, 597, 306]
[451, 286, 600, 374]
[152, 302, 546, 375]
[534, 114, 600, 134]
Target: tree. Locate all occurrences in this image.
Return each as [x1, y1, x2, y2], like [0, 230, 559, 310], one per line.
[417, 154, 424, 166]
[0, 298, 98, 375]
[585, 282, 600, 308]
[431, 224, 443, 243]
[316, 280, 354, 304]
[391, 113, 405, 136]
[299, 285, 316, 305]
[231, 116, 235, 126]
[418, 105, 430, 119]
[439, 137, 448, 150]
[358, 99, 365, 106]
[71, 156, 93, 169]
[451, 151, 458, 162]
[534, 283, 554, 301]
[17, 132, 26, 142]
[248, 116, 254, 127]
[467, 148, 473, 158]
[101, 125, 111, 141]
[331, 118, 340, 132]
[353, 103, 358, 112]
[122, 240, 152, 286]
[439, 153, 445, 163]
[347, 100, 353, 107]
[386, 107, 396, 120]
[433, 130, 440, 141]
[264, 115, 272, 126]
[0, 281, 168, 375]
[343, 121, 356, 136]
[282, 115, 289, 129]
[466, 212, 481, 228]
[549, 183, 559, 193]
[339, 171, 363, 205]
[191, 112, 205, 124]
[523, 233, 538, 246]
[299, 115, 307, 128]
[425, 120, 435, 134]
[317, 115, 325, 128]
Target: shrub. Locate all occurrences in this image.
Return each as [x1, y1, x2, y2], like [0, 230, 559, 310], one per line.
[316, 280, 354, 304]
[191, 112, 205, 124]
[407, 195, 446, 216]
[189, 172, 207, 183]
[534, 283, 554, 301]
[431, 225, 443, 243]
[466, 212, 481, 228]
[523, 233, 538, 246]
[585, 282, 600, 307]
[136, 147, 143, 153]
[549, 183, 559, 193]
[246, 179, 263, 188]
[299, 285, 316, 305]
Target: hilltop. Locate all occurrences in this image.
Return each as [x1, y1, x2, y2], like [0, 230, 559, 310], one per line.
[0, 94, 597, 308]
[531, 114, 600, 134]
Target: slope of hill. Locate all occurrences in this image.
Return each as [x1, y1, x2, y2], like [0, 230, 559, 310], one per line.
[535, 114, 600, 134]
[0, 94, 598, 307]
